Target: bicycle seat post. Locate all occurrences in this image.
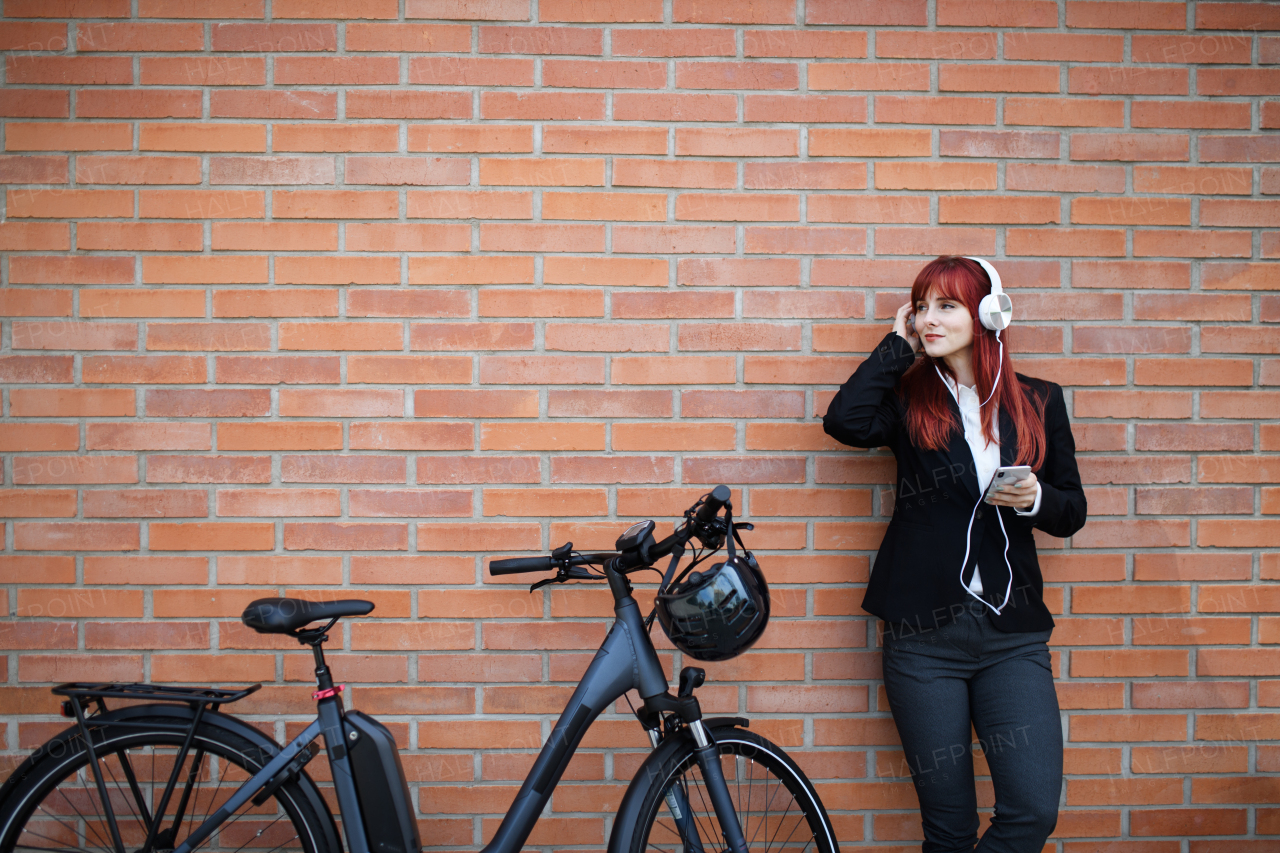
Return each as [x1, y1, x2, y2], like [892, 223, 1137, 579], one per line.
[311, 641, 333, 692]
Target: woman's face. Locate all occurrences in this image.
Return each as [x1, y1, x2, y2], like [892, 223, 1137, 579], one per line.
[913, 288, 974, 360]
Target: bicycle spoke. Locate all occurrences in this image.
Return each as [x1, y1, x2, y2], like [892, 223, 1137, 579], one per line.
[226, 814, 291, 853]
[762, 787, 798, 853]
[253, 828, 303, 853]
[100, 750, 148, 841]
[41, 786, 114, 853]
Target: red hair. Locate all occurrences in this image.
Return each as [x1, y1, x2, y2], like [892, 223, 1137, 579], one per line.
[898, 256, 1047, 470]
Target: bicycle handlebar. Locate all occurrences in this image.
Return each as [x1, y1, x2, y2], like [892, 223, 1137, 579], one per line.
[489, 486, 734, 579]
[489, 556, 555, 575]
[490, 552, 619, 575]
[695, 484, 732, 523]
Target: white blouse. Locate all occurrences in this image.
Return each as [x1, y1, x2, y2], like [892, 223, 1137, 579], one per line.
[938, 372, 1042, 595]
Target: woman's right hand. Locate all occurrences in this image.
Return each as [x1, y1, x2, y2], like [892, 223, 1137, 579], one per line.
[893, 302, 921, 353]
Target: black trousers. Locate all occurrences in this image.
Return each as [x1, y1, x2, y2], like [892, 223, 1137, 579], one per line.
[880, 599, 1063, 853]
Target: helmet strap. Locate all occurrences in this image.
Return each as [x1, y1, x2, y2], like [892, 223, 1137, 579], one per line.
[724, 501, 735, 561]
[659, 542, 686, 594]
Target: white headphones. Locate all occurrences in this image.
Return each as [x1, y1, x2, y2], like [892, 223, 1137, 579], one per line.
[938, 257, 1016, 616]
[965, 257, 1012, 331]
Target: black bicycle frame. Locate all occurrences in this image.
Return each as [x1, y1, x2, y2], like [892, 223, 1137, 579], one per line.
[165, 562, 730, 853]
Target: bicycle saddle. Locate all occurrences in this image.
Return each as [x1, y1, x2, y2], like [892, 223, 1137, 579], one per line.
[242, 598, 375, 635]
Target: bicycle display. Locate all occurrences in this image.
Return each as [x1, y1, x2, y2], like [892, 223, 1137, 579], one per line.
[0, 487, 839, 853]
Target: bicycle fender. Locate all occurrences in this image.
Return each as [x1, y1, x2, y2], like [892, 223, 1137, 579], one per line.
[606, 723, 749, 853]
[0, 703, 340, 853]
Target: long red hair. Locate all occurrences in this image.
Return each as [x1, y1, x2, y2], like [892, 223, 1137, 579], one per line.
[899, 256, 1047, 470]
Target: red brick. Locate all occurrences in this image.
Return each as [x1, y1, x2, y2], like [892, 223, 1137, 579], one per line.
[274, 56, 399, 85]
[0, 90, 70, 118]
[408, 190, 531, 220]
[0, 223, 69, 252]
[10, 388, 134, 418]
[1072, 197, 1190, 226]
[87, 422, 211, 451]
[415, 390, 539, 418]
[144, 456, 270, 484]
[0, 155, 69, 184]
[150, 522, 274, 551]
[481, 420, 604, 448]
[611, 292, 732, 318]
[1134, 230, 1252, 259]
[1067, 1, 1185, 28]
[544, 323, 666, 353]
[210, 90, 337, 119]
[278, 322, 401, 351]
[0, 490, 76, 518]
[279, 455, 405, 484]
[744, 30, 864, 59]
[1070, 67, 1188, 96]
[480, 223, 605, 253]
[411, 322, 534, 352]
[418, 456, 538, 484]
[940, 196, 1059, 224]
[612, 28, 734, 56]
[409, 257, 534, 286]
[1004, 32, 1123, 62]
[140, 57, 266, 85]
[1201, 135, 1280, 163]
[210, 357, 333, 391]
[15, 522, 140, 551]
[483, 488, 607, 517]
[213, 289, 339, 319]
[274, 125, 399, 153]
[78, 222, 202, 252]
[1007, 228, 1125, 257]
[345, 157, 471, 188]
[481, 91, 601, 119]
[611, 356, 735, 385]
[145, 389, 269, 418]
[347, 354, 470, 382]
[0, 289, 72, 317]
[543, 191, 665, 221]
[547, 456, 672, 485]
[672, 0, 792, 23]
[348, 490, 470, 518]
[1132, 101, 1252, 130]
[546, 390, 671, 418]
[218, 423, 343, 451]
[6, 56, 132, 85]
[481, 292, 604, 318]
[478, 158, 604, 187]
[8, 188, 132, 219]
[83, 488, 207, 518]
[351, 422, 471, 451]
[612, 158, 736, 188]
[938, 0, 1056, 26]
[676, 128, 798, 157]
[677, 193, 799, 223]
[746, 226, 869, 255]
[8, 257, 130, 288]
[0, 356, 74, 384]
[612, 423, 735, 451]
[520, 262, 647, 293]
[805, 0, 923, 24]
[614, 225, 735, 254]
[745, 162, 867, 190]
[1006, 98, 1124, 127]
[12, 455, 136, 485]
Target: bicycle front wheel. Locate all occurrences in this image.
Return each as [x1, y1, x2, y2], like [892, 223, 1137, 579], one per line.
[620, 727, 839, 853]
[0, 713, 337, 853]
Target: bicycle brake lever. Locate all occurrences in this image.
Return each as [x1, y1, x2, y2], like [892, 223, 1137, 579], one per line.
[529, 565, 596, 592]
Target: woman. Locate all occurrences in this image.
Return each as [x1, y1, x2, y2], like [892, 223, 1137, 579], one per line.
[822, 256, 1086, 852]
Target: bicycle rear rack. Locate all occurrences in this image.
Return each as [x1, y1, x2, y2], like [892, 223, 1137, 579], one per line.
[53, 682, 261, 710]
[49, 683, 264, 853]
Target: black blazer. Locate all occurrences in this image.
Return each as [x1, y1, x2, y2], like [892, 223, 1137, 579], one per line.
[822, 332, 1087, 635]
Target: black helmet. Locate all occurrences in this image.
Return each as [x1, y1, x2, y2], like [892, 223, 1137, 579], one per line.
[656, 539, 770, 663]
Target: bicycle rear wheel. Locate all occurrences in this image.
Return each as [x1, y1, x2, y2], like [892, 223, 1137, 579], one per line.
[619, 727, 839, 853]
[0, 714, 337, 853]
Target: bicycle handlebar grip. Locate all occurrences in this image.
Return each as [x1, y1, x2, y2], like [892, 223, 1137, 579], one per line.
[695, 485, 732, 522]
[489, 556, 555, 575]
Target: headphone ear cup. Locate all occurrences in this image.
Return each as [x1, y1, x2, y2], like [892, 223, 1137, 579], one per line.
[978, 291, 1012, 331]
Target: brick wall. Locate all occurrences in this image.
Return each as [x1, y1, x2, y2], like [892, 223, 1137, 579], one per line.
[2, 0, 1279, 847]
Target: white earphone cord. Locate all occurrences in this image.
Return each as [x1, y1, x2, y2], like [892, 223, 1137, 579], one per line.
[934, 329, 1013, 616]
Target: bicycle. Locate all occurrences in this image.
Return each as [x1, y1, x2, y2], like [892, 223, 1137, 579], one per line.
[0, 486, 839, 853]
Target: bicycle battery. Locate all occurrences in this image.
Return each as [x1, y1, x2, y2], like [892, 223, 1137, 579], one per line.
[343, 711, 422, 853]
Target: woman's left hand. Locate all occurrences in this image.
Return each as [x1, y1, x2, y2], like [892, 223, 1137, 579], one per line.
[987, 471, 1039, 510]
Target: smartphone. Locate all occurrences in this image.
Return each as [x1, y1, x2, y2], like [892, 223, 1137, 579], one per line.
[983, 465, 1032, 502]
